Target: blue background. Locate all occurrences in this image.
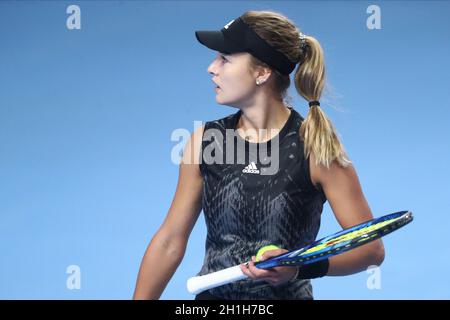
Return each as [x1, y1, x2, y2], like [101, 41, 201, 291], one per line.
[1, 0, 449, 299]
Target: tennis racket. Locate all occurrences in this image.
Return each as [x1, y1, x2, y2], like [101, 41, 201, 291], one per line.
[187, 210, 413, 294]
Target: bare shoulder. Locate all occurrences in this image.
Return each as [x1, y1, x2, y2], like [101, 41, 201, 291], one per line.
[181, 125, 205, 170]
[310, 152, 378, 234]
[309, 152, 357, 189]
[308, 152, 323, 191]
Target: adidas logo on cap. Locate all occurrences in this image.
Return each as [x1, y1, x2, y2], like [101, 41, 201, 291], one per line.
[242, 161, 260, 174]
[224, 19, 235, 29]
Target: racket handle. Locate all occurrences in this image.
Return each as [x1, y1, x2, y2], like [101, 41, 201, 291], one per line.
[186, 264, 248, 295]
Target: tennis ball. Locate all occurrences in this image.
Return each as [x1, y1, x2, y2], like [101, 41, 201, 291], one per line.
[255, 244, 280, 262]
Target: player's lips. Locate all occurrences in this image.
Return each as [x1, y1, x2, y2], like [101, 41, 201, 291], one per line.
[212, 79, 221, 89]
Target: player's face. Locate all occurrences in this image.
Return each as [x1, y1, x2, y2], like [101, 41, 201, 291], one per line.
[207, 52, 258, 108]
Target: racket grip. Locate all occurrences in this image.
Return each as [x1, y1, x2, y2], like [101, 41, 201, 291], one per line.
[186, 264, 248, 295]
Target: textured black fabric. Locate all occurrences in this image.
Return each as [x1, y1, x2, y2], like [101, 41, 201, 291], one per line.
[195, 290, 226, 300]
[196, 106, 327, 300]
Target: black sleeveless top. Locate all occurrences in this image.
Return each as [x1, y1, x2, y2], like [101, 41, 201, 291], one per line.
[196, 106, 327, 300]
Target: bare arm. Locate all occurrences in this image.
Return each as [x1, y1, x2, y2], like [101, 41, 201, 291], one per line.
[132, 125, 205, 299]
[240, 153, 385, 285]
[310, 153, 385, 276]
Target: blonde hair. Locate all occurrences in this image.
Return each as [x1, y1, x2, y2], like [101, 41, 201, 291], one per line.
[241, 10, 352, 170]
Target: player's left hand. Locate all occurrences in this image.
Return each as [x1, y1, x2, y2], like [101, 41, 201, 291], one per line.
[239, 248, 298, 286]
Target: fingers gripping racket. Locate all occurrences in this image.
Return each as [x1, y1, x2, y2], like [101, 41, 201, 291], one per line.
[187, 210, 413, 295]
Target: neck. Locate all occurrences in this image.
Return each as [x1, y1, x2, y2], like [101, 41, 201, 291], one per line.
[236, 100, 291, 143]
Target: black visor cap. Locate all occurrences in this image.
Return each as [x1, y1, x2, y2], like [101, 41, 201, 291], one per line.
[195, 17, 295, 75]
[195, 30, 243, 54]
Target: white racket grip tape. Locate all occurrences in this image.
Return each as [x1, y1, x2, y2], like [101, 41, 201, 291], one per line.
[187, 264, 248, 295]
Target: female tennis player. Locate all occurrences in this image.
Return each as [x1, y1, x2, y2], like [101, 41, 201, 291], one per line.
[133, 10, 385, 300]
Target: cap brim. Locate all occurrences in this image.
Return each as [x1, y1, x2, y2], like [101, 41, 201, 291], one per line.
[195, 30, 243, 54]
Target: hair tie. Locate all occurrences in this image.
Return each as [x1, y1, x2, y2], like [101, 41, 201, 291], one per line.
[309, 100, 320, 108]
[299, 32, 307, 49]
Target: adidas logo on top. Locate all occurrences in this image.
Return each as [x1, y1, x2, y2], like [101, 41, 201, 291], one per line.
[242, 162, 260, 174]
